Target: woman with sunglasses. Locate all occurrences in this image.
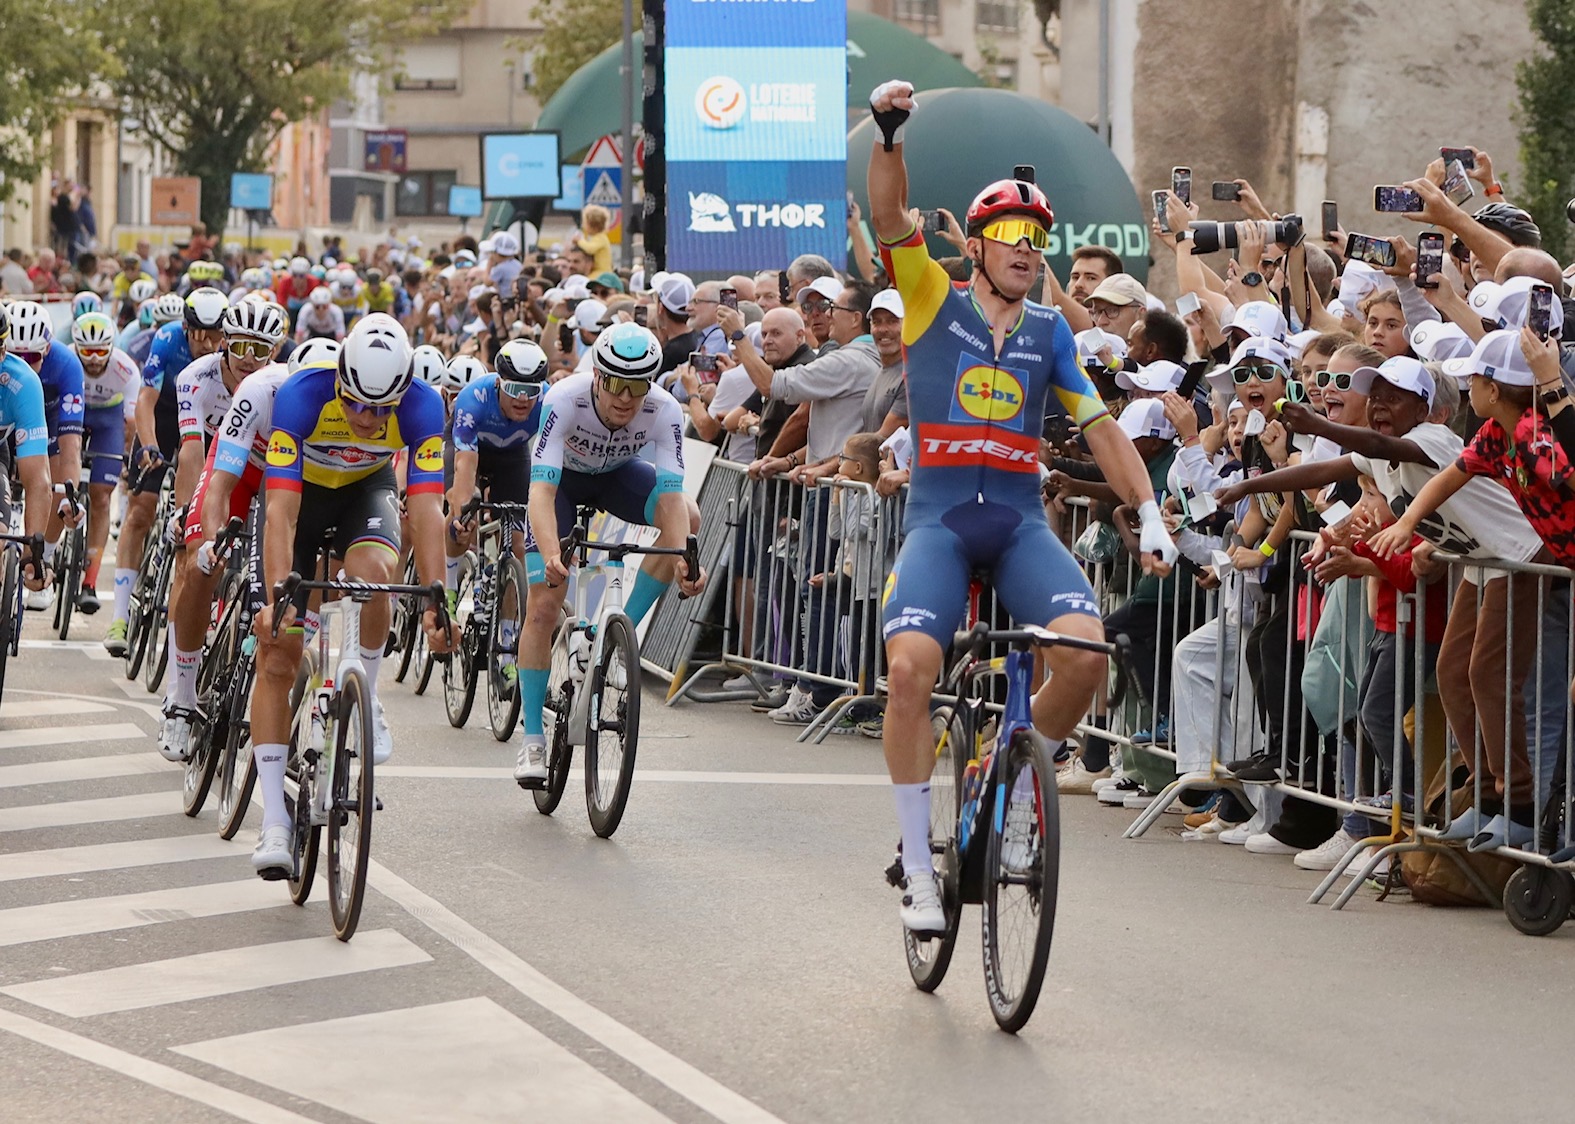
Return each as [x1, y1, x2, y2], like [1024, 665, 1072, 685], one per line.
[70, 312, 140, 616]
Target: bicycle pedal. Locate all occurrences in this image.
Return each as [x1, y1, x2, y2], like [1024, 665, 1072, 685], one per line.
[516, 777, 547, 791]
[374, 796, 384, 812]
[256, 866, 288, 882]
[883, 856, 904, 888]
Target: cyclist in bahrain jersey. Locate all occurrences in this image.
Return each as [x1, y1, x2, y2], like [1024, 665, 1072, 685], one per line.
[867, 78, 1178, 934]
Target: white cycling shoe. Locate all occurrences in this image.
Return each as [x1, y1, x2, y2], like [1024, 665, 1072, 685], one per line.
[370, 697, 392, 765]
[159, 707, 196, 763]
[252, 824, 293, 878]
[514, 738, 548, 784]
[899, 870, 946, 936]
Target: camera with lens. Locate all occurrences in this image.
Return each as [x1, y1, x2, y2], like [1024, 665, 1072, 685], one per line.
[1565, 197, 1575, 224]
[1187, 214, 1304, 254]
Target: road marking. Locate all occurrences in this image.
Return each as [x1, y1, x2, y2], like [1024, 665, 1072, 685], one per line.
[0, 832, 242, 883]
[176, 996, 674, 1123]
[0, 750, 168, 790]
[0, 791, 176, 832]
[0, 1007, 318, 1124]
[0, 698, 114, 718]
[369, 863, 787, 1124]
[4, 929, 431, 1017]
[11, 685, 164, 721]
[19, 638, 115, 661]
[0, 722, 146, 753]
[0, 879, 286, 947]
[378, 765, 889, 787]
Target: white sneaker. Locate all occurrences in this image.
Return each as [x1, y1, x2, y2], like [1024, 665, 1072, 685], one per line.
[1001, 797, 1038, 875]
[370, 697, 392, 765]
[1056, 758, 1111, 796]
[1090, 766, 1126, 796]
[1219, 809, 1265, 846]
[25, 586, 55, 612]
[899, 870, 945, 935]
[251, 824, 292, 874]
[514, 738, 548, 783]
[721, 673, 755, 691]
[766, 684, 810, 719]
[158, 707, 196, 763]
[1293, 828, 1364, 871]
[770, 686, 820, 725]
[1098, 776, 1142, 806]
[1123, 788, 1156, 810]
[1244, 831, 1299, 855]
[602, 657, 628, 692]
[1342, 846, 1391, 879]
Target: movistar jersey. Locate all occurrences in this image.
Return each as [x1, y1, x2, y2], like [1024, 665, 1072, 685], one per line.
[452, 374, 542, 453]
[264, 366, 445, 495]
[140, 321, 193, 393]
[0, 355, 50, 458]
[530, 371, 685, 493]
[880, 223, 1108, 526]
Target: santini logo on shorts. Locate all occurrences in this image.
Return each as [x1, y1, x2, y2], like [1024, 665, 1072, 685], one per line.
[915, 424, 1038, 473]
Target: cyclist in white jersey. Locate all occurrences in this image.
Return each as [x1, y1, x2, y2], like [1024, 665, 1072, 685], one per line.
[71, 313, 139, 614]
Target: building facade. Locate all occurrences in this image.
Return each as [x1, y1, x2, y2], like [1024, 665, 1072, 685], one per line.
[851, 0, 1062, 102]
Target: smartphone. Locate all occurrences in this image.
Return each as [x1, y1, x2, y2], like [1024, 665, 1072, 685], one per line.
[690, 351, 719, 383]
[719, 287, 738, 311]
[633, 305, 648, 327]
[558, 323, 574, 350]
[1345, 232, 1398, 268]
[1171, 166, 1192, 206]
[1442, 160, 1475, 206]
[1440, 146, 1476, 171]
[778, 270, 790, 304]
[1530, 283, 1555, 341]
[1415, 232, 1445, 290]
[921, 209, 947, 234]
[1176, 290, 1201, 317]
[1211, 181, 1241, 202]
[1152, 190, 1172, 235]
[1374, 185, 1425, 213]
[1013, 164, 1036, 184]
[1322, 200, 1339, 241]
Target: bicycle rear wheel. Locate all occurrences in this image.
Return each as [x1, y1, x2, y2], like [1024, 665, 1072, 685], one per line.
[981, 729, 1059, 1034]
[287, 652, 322, 905]
[181, 619, 231, 817]
[142, 547, 172, 693]
[327, 670, 375, 941]
[585, 613, 639, 838]
[412, 623, 435, 695]
[123, 558, 153, 679]
[442, 558, 479, 727]
[533, 625, 575, 815]
[487, 557, 525, 742]
[0, 546, 18, 701]
[904, 706, 966, 992]
[216, 643, 257, 839]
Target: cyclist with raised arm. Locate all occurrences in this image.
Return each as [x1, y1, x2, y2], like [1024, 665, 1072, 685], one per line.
[866, 79, 1178, 934]
[0, 307, 58, 590]
[248, 313, 457, 876]
[69, 312, 139, 614]
[512, 323, 705, 785]
[157, 298, 287, 762]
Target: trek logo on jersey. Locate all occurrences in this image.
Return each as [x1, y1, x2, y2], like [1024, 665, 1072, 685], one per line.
[266, 432, 299, 467]
[949, 359, 1028, 431]
[914, 424, 1039, 473]
[413, 435, 443, 472]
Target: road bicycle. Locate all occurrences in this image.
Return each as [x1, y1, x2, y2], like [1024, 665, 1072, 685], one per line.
[270, 554, 447, 941]
[390, 553, 438, 696]
[526, 514, 697, 838]
[124, 462, 176, 690]
[49, 482, 85, 640]
[447, 496, 529, 741]
[0, 528, 44, 703]
[183, 516, 256, 820]
[889, 618, 1114, 1033]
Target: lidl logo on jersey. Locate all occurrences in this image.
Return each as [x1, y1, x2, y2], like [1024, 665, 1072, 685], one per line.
[950, 359, 1029, 431]
[413, 435, 443, 473]
[266, 432, 298, 467]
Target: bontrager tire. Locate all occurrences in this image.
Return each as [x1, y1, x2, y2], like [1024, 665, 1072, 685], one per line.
[584, 613, 639, 838]
[181, 619, 230, 818]
[412, 623, 435, 695]
[53, 527, 82, 639]
[487, 557, 526, 742]
[981, 729, 1059, 1034]
[904, 706, 966, 993]
[216, 642, 258, 839]
[0, 544, 18, 701]
[123, 552, 154, 679]
[534, 624, 575, 816]
[142, 545, 172, 693]
[392, 556, 420, 681]
[442, 557, 479, 728]
[327, 670, 375, 941]
[288, 651, 322, 906]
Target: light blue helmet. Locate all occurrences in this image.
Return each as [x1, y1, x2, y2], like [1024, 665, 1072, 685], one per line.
[72, 290, 103, 318]
[590, 322, 662, 381]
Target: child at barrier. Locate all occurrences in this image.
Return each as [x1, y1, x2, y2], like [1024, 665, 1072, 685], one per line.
[812, 432, 885, 733]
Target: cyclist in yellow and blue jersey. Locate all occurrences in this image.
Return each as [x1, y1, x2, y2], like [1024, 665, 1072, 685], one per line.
[866, 78, 1178, 934]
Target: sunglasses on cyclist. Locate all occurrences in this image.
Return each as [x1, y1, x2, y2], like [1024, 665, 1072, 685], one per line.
[601, 374, 651, 398]
[1314, 369, 1356, 391]
[340, 394, 396, 419]
[498, 379, 541, 399]
[980, 219, 1050, 250]
[225, 338, 274, 361]
[12, 350, 42, 366]
[77, 346, 111, 361]
[1230, 362, 1286, 384]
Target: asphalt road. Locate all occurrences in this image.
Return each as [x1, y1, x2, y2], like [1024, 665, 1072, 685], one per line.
[2, 600, 1573, 1124]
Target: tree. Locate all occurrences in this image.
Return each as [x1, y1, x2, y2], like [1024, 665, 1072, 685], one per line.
[530, 0, 624, 105]
[103, 0, 466, 239]
[0, 3, 114, 195]
[1517, 0, 1575, 262]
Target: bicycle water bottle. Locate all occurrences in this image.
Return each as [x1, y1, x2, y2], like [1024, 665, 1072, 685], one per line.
[568, 628, 592, 683]
[958, 759, 983, 851]
[310, 681, 333, 752]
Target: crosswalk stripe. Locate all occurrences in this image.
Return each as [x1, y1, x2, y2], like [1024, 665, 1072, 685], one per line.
[19, 639, 115, 661]
[2, 929, 431, 1016]
[0, 722, 146, 752]
[0, 791, 175, 832]
[0, 879, 285, 947]
[378, 764, 891, 786]
[0, 698, 115, 718]
[0, 832, 242, 883]
[0, 751, 169, 790]
[175, 996, 675, 1123]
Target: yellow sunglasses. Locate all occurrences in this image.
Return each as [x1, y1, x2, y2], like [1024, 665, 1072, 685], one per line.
[980, 219, 1050, 250]
[602, 374, 651, 398]
[225, 338, 274, 361]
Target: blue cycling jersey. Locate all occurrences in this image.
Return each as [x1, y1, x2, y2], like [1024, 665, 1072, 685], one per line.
[125, 327, 156, 367]
[0, 354, 51, 459]
[141, 321, 193, 395]
[451, 374, 542, 454]
[35, 341, 85, 439]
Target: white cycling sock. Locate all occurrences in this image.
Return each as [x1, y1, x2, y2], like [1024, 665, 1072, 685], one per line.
[253, 742, 289, 831]
[445, 555, 461, 591]
[169, 645, 202, 708]
[894, 783, 933, 878]
[112, 568, 136, 623]
[359, 644, 383, 701]
[42, 540, 56, 564]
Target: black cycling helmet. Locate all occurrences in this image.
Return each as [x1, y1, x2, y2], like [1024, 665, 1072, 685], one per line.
[1473, 202, 1541, 249]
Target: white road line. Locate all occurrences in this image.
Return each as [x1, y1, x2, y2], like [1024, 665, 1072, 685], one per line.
[0, 832, 243, 883]
[0, 791, 176, 832]
[4, 929, 431, 1017]
[369, 863, 787, 1124]
[19, 639, 115, 661]
[11, 685, 164, 721]
[175, 996, 674, 1124]
[378, 765, 889, 786]
[0, 879, 286, 947]
[0, 751, 169, 790]
[0, 722, 146, 753]
[0, 698, 114, 718]
[0, 1007, 319, 1124]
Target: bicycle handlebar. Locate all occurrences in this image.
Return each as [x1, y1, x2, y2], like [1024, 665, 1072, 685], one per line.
[950, 621, 1118, 659]
[271, 572, 450, 639]
[0, 532, 46, 582]
[212, 516, 248, 563]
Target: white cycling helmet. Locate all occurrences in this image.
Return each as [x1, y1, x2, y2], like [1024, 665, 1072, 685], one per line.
[7, 302, 55, 354]
[128, 278, 157, 304]
[272, 257, 289, 272]
[289, 337, 340, 374]
[443, 354, 487, 392]
[222, 299, 287, 345]
[495, 339, 549, 388]
[184, 287, 229, 330]
[338, 313, 413, 405]
[591, 322, 663, 381]
[240, 267, 266, 291]
[153, 292, 186, 324]
[309, 286, 332, 307]
[289, 256, 310, 275]
[71, 311, 116, 351]
[410, 344, 448, 387]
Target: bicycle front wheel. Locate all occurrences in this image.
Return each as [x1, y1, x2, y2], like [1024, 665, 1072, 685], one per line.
[0, 546, 18, 701]
[216, 645, 257, 839]
[327, 670, 375, 941]
[123, 562, 153, 680]
[142, 547, 172, 693]
[585, 613, 639, 838]
[53, 529, 80, 638]
[904, 706, 966, 993]
[288, 652, 322, 906]
[981, 728, 1060, 1034]
[488, 557, 526, 742]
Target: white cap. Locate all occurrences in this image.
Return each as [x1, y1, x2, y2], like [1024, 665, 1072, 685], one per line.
[542, 287, 566, 306]
[1441, 328, 1535, 387]
[1351, 355, 1435, 406]
[1087, 273, 1148, 308]
[491, 231, 520, 257]
[466, 283, 491, 303]
[1327, 298, 1348, 320]
[452, 248, 477, 265]
[1466, 280, 1505, 323]
[1074, 327, 1127, 364]
[1409, 320, 1475, 363]
[572, 299, 608, 331]
[629, 268, 647, 292]
[1227, 300, 1289, 342]
[1337, 260, 1395, 304]
[1227, 336, 1293, 372]
[1494, 275, 1566, 334]
[870, 289, 904, 318]
[1116, 359, 1187, 395]
[478, 237, 496, 255]
[1115, 398, 1177, 441]
[1287, 329, 1322, 359]
[797, 276, 844, 304]
[657, 274, 696, 314]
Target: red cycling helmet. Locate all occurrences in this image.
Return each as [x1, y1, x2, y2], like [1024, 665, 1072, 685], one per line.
[965, 178, 1055, 237]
